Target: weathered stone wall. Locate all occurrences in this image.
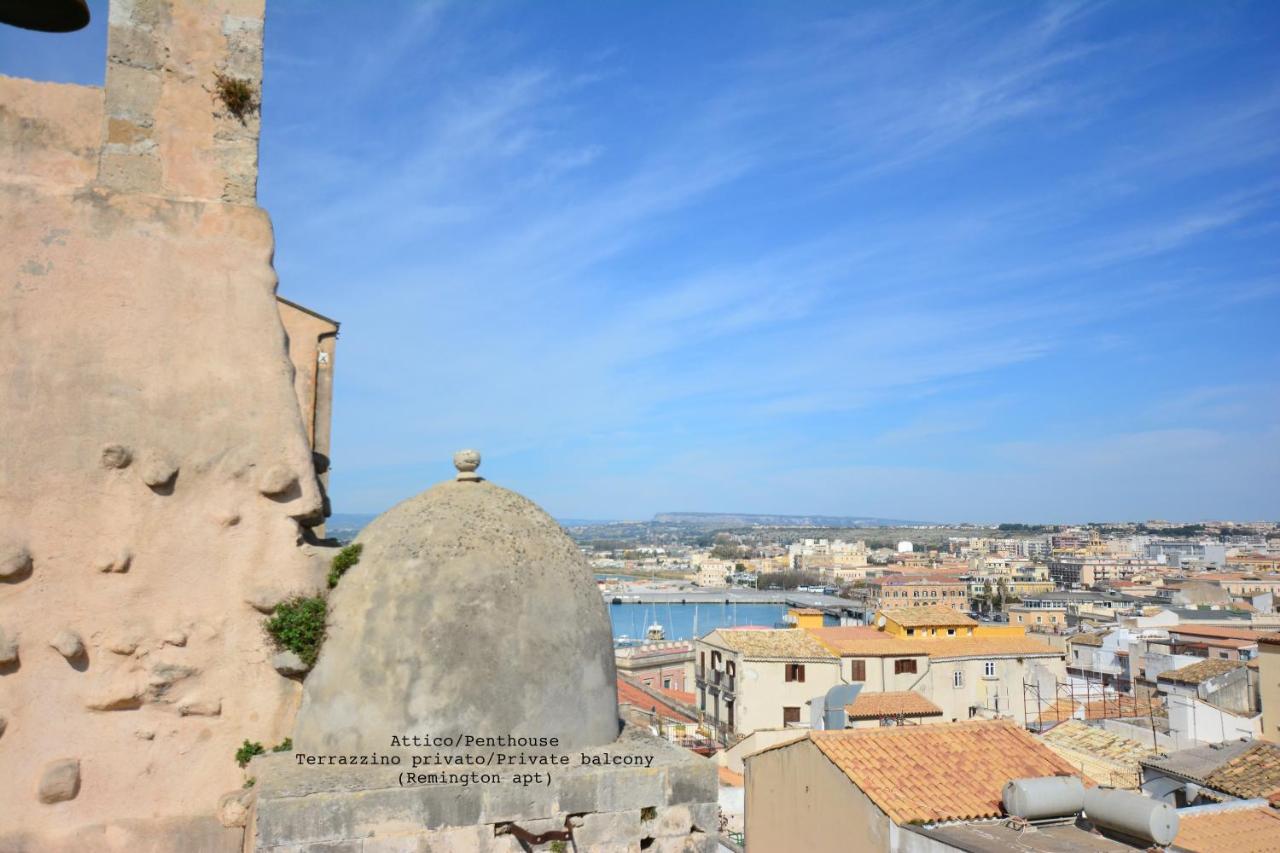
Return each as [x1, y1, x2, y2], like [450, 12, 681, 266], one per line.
[0, 1, 330, 848]
[248, 727, 720, 853]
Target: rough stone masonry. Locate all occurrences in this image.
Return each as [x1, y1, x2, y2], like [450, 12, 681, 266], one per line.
[1, 1, 332, 849]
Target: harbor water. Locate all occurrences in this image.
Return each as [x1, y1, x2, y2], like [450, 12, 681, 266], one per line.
[609, 601, 791, 643]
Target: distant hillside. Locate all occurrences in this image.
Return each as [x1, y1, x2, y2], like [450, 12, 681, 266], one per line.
[653, 512, 925, 527]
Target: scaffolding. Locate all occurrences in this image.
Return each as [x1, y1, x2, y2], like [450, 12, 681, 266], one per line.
[1022, 673, 1165, 740]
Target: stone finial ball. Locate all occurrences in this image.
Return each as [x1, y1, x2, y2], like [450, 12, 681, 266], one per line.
[453, 449, 481, 481]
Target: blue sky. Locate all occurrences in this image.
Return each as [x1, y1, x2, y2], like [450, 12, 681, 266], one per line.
[4, 2, 1278, 523]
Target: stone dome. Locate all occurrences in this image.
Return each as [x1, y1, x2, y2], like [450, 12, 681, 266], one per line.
[291, 457, 620, 753]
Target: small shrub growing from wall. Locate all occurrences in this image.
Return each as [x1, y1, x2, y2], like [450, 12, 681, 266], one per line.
[213, 71, 259, 122]
[236, 740, 264, 768]
[236, 737, 293, 768]
[327, 543, 363, 589]
[264, 596, 327, 666]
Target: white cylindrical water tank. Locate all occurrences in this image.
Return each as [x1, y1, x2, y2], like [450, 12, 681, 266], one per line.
[1084, 787, 1179, 847]
[1002, 777, 1085, 820]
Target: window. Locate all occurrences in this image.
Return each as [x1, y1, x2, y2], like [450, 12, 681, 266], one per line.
[783, 706, 801, 726]
[663, 678, 671, 689]
[947, 628, 956, 636]
[984, 660, 996, 677]
[849, 660, 866, 681]
[894, 659, 917, 675]
[785, 663, 806, 683]
[906, 628, 915, 636]
[1035, 615, 1042, 623]
[953, 669, 964, 688]
[1218, 652, 1229, 660]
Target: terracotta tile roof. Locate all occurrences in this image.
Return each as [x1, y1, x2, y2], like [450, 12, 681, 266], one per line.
[1068, 632, 1106, 647]
[706, 628, 837, 660]
[658, 686, 696, 706]
[807, 627, 912, 656]
[1173, 803, 1280, 853]
[805, 627, 1061, 659]
[616, 677, 696, 724]
[1259, 632, 1280, 646]
[1159, 658, 1246, 686]
[880, 605, 977, 628]
[717, 766, 744, 787]
[845, 690, 942, 721]
[925, 636, 1062, 659]
[794, 720, 1085, 825]
[1203, 742, 1280, 800]
[1039, 721, 1155, 789]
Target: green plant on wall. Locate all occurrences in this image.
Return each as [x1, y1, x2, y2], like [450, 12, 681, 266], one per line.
[264, 596, 327, 667]
[212, 71, 259, 122]
[235, 740, 264, 768]
[327, 543, 363, 589]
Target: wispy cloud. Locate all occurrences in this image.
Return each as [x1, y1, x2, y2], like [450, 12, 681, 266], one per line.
[256, 0, 1280, 518]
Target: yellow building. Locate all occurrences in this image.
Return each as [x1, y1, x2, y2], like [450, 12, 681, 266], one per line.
[788, 608, 825, 629]
[875, 605, 976, 638]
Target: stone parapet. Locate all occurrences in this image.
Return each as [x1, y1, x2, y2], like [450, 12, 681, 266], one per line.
[247, 728, 718, 852]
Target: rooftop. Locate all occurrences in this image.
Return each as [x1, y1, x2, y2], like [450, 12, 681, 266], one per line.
[926, 636, 1065, 660]
[771, 720, 1085, 826]
[1171, 799, 1280, 853]
[805, 627, 1061, 659]
[1038, 720, 1155, 789]
[879, 605, 978, 628]
[1168, 625, 1268, 642]
[704, 628, 837, 660]
[909, 819, 1135, 852]
[1202, 742, 1280, 800]
[1159, 658, 1246, 686]
[615, 676, 696, 725]
[845, 690, 942, 721]
[1140, 739, 1258, 786]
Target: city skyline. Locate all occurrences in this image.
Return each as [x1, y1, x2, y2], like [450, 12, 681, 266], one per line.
[5, 0, 1278, 522]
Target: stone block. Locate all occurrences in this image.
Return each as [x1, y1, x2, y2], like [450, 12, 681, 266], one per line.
[689, 802, 719, 834]
[597, 766, 666, 812]
[650, 804, 693, 838]
[664, 759, 716, 806]
[573, 810, 642, 848]
[255, 785, 485, 847]
[555, 769, 602, 814]
[36, 758, 80, 803]
[478, 779, 558, 823]
[650, 833, 716, 853]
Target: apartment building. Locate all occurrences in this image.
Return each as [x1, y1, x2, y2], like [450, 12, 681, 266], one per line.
[808, 623, 1067, 726]
[1049, 555, 1164, 587]
[866, 576, 968, 612]
[694, 628, 842, 740]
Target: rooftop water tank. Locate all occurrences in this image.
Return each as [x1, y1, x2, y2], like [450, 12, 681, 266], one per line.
[1084, 787, 1179, 847]
[1002, 776, 1085, 821]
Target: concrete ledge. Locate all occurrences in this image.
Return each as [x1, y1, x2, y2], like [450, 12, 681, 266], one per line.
[250, 727, 717, 851]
